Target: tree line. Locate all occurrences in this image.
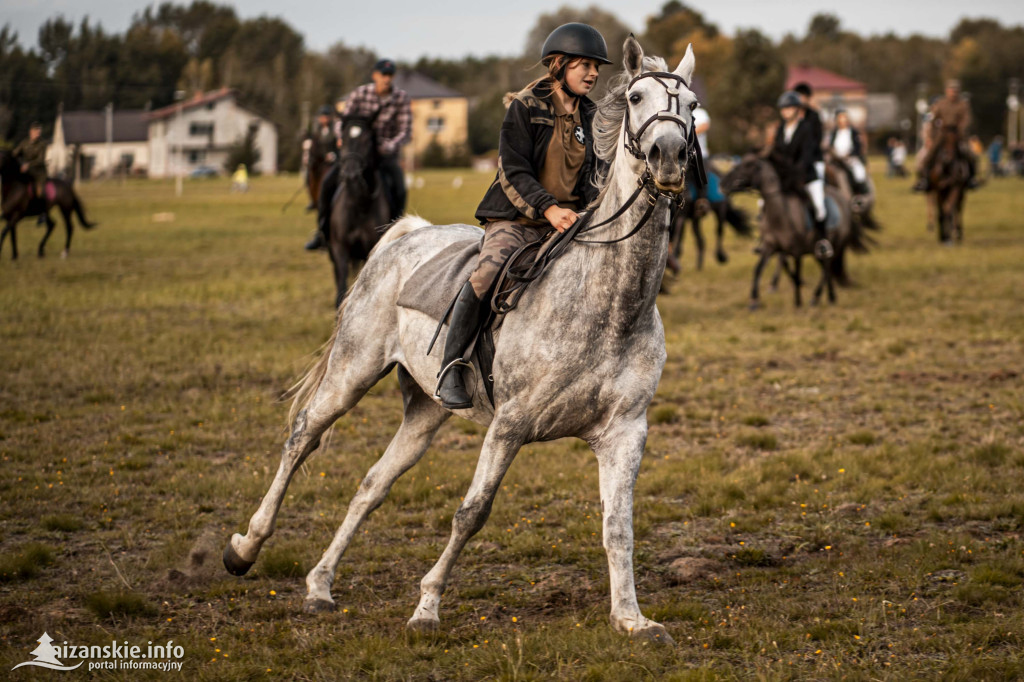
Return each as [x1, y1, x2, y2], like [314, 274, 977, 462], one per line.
[1, 1, 1021, 169]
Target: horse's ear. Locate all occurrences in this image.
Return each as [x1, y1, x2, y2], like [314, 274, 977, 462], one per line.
[674, 44, 695, 87]
[623, 34, 644, 78]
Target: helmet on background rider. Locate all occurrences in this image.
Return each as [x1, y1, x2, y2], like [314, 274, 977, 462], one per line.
[777, 91, 802, 109]
[317, 105, 333, 118]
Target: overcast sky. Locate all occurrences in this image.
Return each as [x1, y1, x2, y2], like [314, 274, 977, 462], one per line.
[4, 0, 1023, 60]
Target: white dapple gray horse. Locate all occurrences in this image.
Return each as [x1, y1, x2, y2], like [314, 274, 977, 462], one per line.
[224, 37, 698, 644]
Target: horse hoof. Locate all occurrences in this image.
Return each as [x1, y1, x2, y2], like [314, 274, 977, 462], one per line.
[632, 624, 676, 646]
[303, 598, 337, 614]
[716, 252, 728, 264]
[406, 617, 440, 633]
[748, 301, 761, 312]
[222, 543, 255, 576]
[61, 250, 68, 259]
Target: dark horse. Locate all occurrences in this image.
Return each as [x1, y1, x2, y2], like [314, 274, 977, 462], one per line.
[666, 165, 750, 274]
[925, 127, 970, 244]
[0, 150, 96, 260]
[721, 153, 872, 309]
[324, 115, 390, 306]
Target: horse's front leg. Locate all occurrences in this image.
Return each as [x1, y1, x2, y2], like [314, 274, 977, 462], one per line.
[749, 251, 769, 310]
[714, 205, 728, 264]
[37, 214, 55, 258]
[691, 216, 705, 270]
[408, 419, 524, 632]
[2, 216, 19, 261]
[329, 246, 350, 308]
[589, 417, 673, 645]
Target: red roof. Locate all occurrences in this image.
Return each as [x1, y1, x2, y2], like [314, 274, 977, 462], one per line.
[146, 88, 236, 120]
[786, 66, 865, 93]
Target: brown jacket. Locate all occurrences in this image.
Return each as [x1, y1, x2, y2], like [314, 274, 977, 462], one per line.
[930, 96, 971, 136]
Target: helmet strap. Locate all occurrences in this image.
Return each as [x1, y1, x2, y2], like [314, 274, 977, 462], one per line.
[553, 61, 584, 100]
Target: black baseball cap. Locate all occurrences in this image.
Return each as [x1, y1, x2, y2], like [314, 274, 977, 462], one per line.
[373, 59, 396, 75]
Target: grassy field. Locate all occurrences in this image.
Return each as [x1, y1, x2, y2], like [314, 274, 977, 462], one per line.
[1, 162, 1023, 680]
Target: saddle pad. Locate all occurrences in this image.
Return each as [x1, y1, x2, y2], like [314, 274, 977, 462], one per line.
[396, 238, 482, 320]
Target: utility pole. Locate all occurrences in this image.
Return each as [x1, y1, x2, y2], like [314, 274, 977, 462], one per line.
[1008, 78, 1020, 149]
[105, 102, 113, 182]
[174, 90, 185, 197]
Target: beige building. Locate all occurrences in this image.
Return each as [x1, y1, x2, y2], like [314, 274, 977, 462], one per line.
[47, 109, 149, 180]
[787, 65, 868, 129]
[392, 72, 469, 167]
[147, 88, 278, 177]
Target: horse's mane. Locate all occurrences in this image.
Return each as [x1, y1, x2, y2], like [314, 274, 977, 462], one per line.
[591, 56, 669, 201]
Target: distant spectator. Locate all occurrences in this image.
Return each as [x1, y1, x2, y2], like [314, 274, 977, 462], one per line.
[987, 136, 1004, 177]
[231, 164, 249, 193]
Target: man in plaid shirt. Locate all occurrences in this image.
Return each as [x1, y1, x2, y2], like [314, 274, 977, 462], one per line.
[306, 59, 412, 251]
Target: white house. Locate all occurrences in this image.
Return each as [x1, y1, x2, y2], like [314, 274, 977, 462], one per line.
[47, 109, 149, 180]
[146, 88, 277, 177]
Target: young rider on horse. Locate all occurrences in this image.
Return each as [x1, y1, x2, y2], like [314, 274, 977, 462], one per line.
[306, 59, 412, 251]
[772, 90, 832, 259]
[435, 23, 610, 410]
[303, 105, 338, 211]
[913, 79, 978, 192]
[12, 122, 49, 224]
[829, 109, 868, 195]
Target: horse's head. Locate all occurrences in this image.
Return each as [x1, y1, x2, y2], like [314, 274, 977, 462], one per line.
[720, 154, 764, 194]
[338, 115, 378, 186]
[620, 36, 697, 193]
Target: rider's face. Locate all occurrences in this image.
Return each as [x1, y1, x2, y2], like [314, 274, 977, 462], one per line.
[780, 106, 800, 123]
[29, 128, 41, 140]
[564, 58, 600, 96]
[372, 71, 394, 94]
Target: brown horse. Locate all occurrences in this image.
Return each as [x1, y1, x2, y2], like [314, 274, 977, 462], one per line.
[924, 127, 969, 244]
[721, 153, 870, 309]
[0, 150, 96, 260]
[304, 137, 331, 212]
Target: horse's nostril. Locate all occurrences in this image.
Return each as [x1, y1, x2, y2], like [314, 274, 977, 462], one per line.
[678, 148, 687, 164]
[649, 144, 661, 165]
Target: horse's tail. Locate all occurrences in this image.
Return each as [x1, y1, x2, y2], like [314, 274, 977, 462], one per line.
[286, 213, 431, 425]
[286, 298, 347, 427]
[724, 202, 752, 236]
[72, 192, 97, 229]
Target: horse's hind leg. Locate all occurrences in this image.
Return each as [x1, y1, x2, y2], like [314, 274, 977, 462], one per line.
[304, 367, 450, 613]
[749, 252, 769, 310]
[408, 417, 524, 631]
[224, 333, 389, 575]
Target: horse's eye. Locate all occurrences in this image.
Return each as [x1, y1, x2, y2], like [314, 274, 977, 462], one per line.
[629, 94, 641, 105]
[689, 102, 698, 112]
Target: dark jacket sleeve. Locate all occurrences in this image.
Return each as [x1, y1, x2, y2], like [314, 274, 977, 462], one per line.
[496, 100, 558, 221]
[798, 123, 819, 181]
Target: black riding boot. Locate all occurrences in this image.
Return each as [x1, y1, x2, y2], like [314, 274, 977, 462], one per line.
[436, 282, 482, 410]
[305, 210, 328, 251]
[813, 219, 834, 260]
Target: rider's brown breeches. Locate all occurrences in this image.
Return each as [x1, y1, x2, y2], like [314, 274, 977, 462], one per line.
[468, 220, 551, 298]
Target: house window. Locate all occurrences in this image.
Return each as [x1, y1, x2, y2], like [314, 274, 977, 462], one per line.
[433, 99, 442, 109]
[188, 149, 207, 164]
[427, 116, 445, 134]
[120, 153, 134, 170]
[206, 102, 215, 111]
[190, 122, 214, 136]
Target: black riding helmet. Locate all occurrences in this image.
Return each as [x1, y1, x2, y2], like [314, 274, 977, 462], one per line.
[777, 91, 802, 109]
[317, 105, 333, 117]
[541, 23, 612, 65]
[541, 23, 611, 99]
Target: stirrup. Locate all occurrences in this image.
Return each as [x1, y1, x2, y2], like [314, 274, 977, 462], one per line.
[433, 358, 474, 402]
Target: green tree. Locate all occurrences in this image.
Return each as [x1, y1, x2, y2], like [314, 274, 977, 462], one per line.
[224, 122, 261, 174]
